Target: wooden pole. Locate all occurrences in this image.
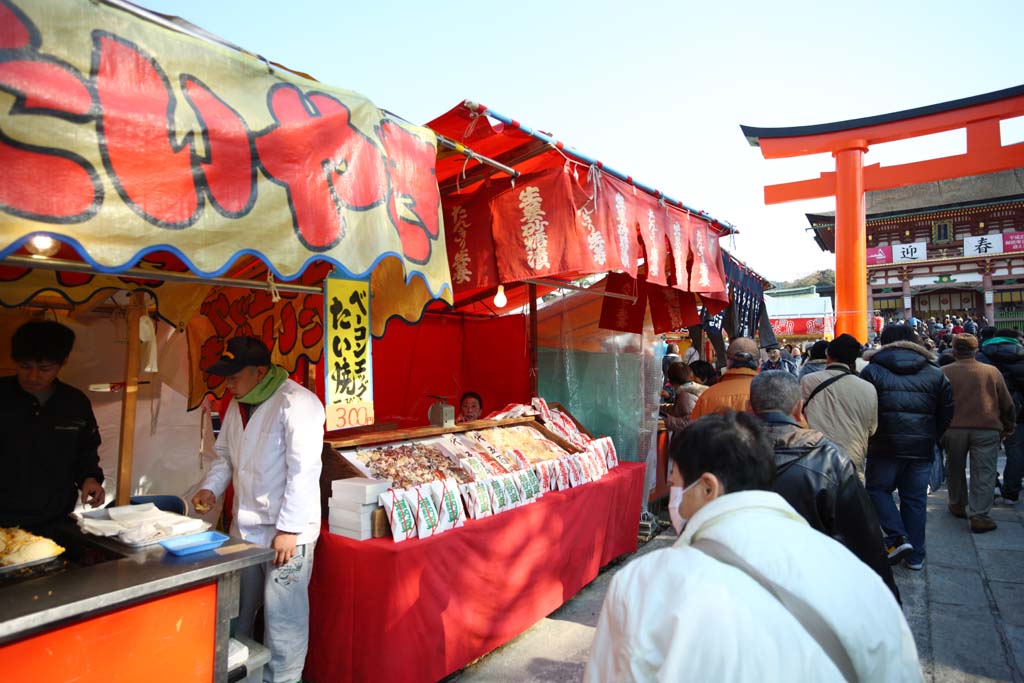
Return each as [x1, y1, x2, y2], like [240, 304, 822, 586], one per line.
[529, 283, 539, 396]
[116, 292, 145, 505]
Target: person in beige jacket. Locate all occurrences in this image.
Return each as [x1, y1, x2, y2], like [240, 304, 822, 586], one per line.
[801, 334, 878, 479]
[941, 334, 1015, 533]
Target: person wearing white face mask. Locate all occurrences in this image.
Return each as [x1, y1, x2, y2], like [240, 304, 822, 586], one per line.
[585, 411, 921, 683]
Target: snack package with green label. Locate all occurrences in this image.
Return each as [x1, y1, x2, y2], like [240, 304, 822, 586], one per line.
[429, 477, 466, 532]
[502, 473, 522, 508]
[379, 488, 417, 542]
[488, 477, 509, 514]
[527, 467, 543, 498]
[403, 485, 440, 539]
[512, 469, 533, 503]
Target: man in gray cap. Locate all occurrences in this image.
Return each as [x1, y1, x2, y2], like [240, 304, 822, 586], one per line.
[800, 334, 878, 479]
[193, 336, 325, 683]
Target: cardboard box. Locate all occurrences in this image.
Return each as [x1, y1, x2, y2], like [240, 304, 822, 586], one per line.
[329, 506, 375, 530]
[331, 477, 392, 504]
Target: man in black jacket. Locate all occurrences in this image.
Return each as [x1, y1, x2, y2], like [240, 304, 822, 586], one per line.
[0, 320, 105, 533]
[751, 371, 899, 599]
[977, 328, 1024, 503]
[861, 324, 955, 571]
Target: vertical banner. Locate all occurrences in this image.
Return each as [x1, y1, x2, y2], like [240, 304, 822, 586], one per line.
[325, 276, 374, 430]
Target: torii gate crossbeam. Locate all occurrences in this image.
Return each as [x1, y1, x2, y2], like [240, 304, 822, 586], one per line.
[741, 84, 1024, 342]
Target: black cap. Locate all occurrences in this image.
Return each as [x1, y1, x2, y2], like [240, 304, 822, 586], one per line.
[204, 336, 272, 376]
[827, 334, 862, 367]
[764, 342, 780, 351]
[809, 340, 829, 359]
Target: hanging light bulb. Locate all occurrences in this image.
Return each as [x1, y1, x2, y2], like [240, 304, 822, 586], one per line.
[493, 284, 507, 308]
[26, 234, 60, 257]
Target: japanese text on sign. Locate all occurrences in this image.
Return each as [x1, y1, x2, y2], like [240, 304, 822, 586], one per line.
[892, 242, 929, 263]
[325, 277, 373, 430]
[963, 234, 1004, 256]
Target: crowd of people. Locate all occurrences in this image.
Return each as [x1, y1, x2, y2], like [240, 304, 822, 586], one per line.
[602, 321, 1024, 681]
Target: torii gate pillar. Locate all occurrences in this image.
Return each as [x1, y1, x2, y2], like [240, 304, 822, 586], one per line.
[834, 142, 868, 341]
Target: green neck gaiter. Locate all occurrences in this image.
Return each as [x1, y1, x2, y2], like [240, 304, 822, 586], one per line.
[238, 365, 288, 405]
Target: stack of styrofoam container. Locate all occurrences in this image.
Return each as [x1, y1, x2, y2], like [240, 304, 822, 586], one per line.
[329, 477, 391, 540]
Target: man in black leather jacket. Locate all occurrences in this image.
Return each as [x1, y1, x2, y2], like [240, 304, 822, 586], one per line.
[751, 371, 899, 600]
[860, 324, 955, 571]
[977, 328, 1024, 502]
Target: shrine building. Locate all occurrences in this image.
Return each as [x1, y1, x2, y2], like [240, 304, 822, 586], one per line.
[806, 169, 1024, 332]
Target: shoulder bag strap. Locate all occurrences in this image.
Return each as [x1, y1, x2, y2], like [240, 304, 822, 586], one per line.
[692, 537, 858, 682]
[805, 368, 851, 407]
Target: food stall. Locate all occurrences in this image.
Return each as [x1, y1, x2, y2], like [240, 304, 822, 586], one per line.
[0, 0, 451, 680]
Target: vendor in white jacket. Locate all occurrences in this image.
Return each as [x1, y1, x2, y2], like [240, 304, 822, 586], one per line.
[193, 336, 325, 683]
[585, 411, 921, 683]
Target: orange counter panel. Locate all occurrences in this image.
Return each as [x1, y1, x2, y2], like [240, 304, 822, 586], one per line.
[0, 582, 217, 683]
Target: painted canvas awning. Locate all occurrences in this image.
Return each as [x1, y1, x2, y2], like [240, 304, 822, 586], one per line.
[0, 0, 453, 332]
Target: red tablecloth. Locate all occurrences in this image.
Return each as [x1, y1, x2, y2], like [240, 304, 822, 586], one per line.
[305, 462, 644, 683]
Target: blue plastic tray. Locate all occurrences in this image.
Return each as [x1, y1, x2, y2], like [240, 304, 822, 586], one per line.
[160, 531, 230, 556]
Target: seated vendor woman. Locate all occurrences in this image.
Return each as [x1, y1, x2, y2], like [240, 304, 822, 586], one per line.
[456, 391, 483, 423]
[0, 320, 105, 533]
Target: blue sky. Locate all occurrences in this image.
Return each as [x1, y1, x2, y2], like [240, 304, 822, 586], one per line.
[138, 0, 1024, 281]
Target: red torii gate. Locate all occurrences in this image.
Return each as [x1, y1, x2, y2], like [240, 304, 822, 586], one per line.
[741, 84, 1024, 342]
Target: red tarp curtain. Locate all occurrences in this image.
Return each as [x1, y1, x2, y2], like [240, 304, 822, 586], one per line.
[336, 313, 531, 429]
[305, 462, 645, 683]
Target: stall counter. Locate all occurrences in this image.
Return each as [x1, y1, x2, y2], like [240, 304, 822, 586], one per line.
[0, 523, 272, 683]
[306, 461, 644, 683]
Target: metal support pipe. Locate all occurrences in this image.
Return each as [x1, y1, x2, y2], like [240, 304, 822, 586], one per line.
[522, 278, 637, 302]
[1, 255, 322, 294]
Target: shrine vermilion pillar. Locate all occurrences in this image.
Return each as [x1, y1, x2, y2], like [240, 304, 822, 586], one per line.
[741, 84, 1024, 345]
[834, 143, 868, 340]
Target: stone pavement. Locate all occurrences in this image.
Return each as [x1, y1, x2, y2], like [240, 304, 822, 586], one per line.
[446, 482, 1024, 682]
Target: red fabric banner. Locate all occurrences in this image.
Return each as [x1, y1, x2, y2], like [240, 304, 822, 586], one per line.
[665, 206, 694, 290]
[688, 219, 727, 294]
[598, 272, 646, 334]
[637, 196, 669, 287]
[489, 168, 590, 282]
[648, 284, 700, 334]
[443, 181, 512, 292]
[305, 462, 644, 683]
[593, 174, 640, 278]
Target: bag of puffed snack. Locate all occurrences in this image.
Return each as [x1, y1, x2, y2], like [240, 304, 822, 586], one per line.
[563, 457, 581, 487]
[597, 436, 619, 468]
[508, 449, 532, 471]
[430, 478, 466, 531]
[526, 467, 543, 498]
[459, 483, 478, 519]
[552, 459, 569, 490]
[379, 489, 417, 542]
[473, 480, 493, 518]
[513, 469, 535, 503]
[460, 456, 490, 481]
[575, 454, 594, 483]
[488, 477, 509, 513]
[403, 485, 440, 539]
[534, 462, 551, 493]
[502, 474, 522, 507]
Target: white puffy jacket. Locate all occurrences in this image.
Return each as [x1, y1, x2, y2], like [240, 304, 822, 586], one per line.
[201, 379, 325, 548]
[585, 490, 921, 683]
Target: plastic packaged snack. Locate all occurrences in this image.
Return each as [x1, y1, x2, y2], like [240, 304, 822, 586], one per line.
[378, 489, 417, 542]
[403, 485, 440, 539]
[535, 461, 551, 493]
[430, 478, 466, 532]
[488, 477, 509, 514]
[502, 473, 522, 508]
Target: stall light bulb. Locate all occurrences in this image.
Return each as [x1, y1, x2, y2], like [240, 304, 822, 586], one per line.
[27, 234, 60, 257]
[493, 285, 507, 308]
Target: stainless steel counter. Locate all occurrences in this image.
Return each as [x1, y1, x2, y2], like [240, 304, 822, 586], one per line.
[0, 522, 272, 681]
